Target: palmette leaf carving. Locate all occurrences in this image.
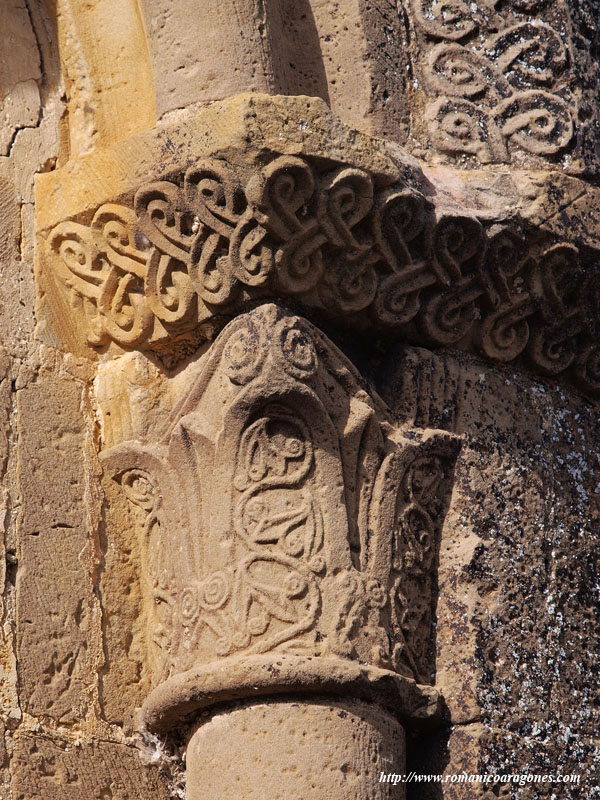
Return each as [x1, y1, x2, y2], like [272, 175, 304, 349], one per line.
[102, 305, 460, 687]
[47, 154, 600, 394]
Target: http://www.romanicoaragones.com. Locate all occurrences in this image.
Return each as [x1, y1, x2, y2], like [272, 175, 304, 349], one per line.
[379, 771, 581, 787]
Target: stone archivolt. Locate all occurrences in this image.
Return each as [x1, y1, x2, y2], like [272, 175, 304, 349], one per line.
[47, 153, 600, 394]
[101, 304, 458, 732]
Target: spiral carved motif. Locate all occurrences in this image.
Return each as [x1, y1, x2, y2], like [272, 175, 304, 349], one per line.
[48, 154, 600, 395]
[415, 0, 577, 164]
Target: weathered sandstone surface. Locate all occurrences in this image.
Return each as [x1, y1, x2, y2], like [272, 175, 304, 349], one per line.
[0, 2, 598, 799]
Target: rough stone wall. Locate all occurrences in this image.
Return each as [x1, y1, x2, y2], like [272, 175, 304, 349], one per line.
[382, 347, 600, 797]
[0, 2, 170, 798]
[0, 2, 598, 799]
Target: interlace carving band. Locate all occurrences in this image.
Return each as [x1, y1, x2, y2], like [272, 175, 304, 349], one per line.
[47, 154, 600, 394]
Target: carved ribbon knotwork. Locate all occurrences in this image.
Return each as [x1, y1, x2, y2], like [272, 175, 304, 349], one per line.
[47, 154, 600, 395]
[414, 0, 577, 164]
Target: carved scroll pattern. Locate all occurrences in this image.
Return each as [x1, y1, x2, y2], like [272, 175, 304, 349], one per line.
[390, 451, 455, 681]
[186, 403, 325, 660]
[103, 306, 459, 685]
[48, 156, 600, 394]
[411, 0, 577, 163]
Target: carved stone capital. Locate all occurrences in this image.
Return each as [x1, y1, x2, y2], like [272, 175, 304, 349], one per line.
[100, 303, 459, 734]
[37, 95, 600, 396]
